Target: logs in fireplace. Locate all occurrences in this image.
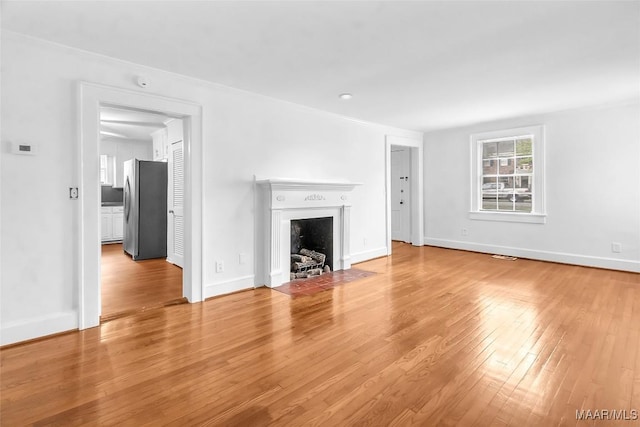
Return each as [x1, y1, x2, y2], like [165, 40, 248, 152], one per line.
[290, 217, 333, 281]
[290, 248, 331, 280]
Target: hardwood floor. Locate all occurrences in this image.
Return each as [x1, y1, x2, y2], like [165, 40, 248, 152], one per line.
[2, 243, 639, 425]
[100, 243, 183, 320]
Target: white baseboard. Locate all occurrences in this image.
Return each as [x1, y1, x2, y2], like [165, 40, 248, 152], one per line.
[204, 275, 256, 299]
[424, 237, 640, 273]
[1, 311, 78, 346]
[351, 246, 389, 265]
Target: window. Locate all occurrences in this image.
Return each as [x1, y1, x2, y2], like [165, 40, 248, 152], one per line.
[100, 154, 108, 185]
[470, 125, 546, 223]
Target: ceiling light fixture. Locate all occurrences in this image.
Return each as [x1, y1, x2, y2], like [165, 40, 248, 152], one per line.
[339, 93, 353, 100]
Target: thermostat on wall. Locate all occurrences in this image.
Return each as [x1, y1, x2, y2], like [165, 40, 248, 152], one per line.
[12, 142, 37, 155]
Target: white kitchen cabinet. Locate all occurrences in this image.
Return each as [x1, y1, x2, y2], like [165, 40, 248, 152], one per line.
[101, 211, 113, 241]
[101, 206, 124, 243]
[112, 207, 124, 240]
[166, 119, 183, 146]
[152, 128, 168, 161]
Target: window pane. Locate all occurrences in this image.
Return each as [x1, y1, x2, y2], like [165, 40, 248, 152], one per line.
[482, 198, 497, 210]
[516, 138, 532, 156]
[498, 176, 514, 191]
[482, 176, 497, 186]
[498, 140, 514, 157]
[481, 177, 498, 210]
[497, 199, 514, 211]
[515, 176, 531, 193]
[515, 197, 532, 212]
[516, 157, 533, 173]
[499, 158, 514, 174]
[483, 142, 497, 159]
[483, 159, 497, 175]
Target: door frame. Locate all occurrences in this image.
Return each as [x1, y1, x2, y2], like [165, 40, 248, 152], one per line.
[385, 135, 424, 254]
[78, 82, 203, 329]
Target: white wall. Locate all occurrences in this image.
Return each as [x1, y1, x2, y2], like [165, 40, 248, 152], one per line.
[101, 138, 153, 161]
[101, 137, 153, 188]
[424, 101, 640, 272]
[0, 31, 421, 344]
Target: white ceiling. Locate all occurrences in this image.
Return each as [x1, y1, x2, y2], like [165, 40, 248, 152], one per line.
[100, 106, 172, 142]
[3, 1, 639, 132]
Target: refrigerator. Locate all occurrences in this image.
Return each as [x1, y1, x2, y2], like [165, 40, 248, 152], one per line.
[123, 159, 168, 260]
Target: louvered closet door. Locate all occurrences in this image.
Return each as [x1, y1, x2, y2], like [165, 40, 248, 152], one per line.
[167, 140, 184, 268]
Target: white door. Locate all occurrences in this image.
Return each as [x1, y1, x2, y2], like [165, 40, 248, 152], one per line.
[167, 139, 185, 267]
[391, 147, 411, 242]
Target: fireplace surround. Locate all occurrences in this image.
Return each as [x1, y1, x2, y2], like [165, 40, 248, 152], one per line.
[256, 179, 360, 288]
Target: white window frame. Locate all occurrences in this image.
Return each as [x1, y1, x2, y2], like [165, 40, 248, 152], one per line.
[470, 125, 546, 224]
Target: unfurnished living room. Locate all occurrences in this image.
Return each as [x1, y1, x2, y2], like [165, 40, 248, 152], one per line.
[1, 1, 639, 425]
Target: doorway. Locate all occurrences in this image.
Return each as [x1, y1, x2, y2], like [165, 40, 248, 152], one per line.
[385, 135, 424, 254]
[78, 82, 203, 330]
[98, 105, 184, 320]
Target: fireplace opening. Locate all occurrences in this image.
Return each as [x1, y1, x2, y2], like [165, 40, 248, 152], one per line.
[290, 217, 333, 281]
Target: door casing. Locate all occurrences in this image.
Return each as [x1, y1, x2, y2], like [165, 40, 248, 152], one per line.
[385, 135, 424, 254]
[78, 82, 203, 329]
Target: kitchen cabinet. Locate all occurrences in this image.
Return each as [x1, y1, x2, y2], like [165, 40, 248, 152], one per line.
[166, 119, 183, 146]
[101, 206, 124, 243]
[101, 209, 113, 241]
[152, 128, 168, 161]
[151, 119, 182, 162]
[112, 207, 124, 240]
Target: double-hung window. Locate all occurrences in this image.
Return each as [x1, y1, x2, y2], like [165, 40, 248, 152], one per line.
[470, 125, 546, 223]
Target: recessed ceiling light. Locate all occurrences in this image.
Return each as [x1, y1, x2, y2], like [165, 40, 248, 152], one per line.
[339, 93, 353, 100]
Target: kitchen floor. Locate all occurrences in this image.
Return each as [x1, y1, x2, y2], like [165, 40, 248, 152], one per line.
[100, 243, 184, 321]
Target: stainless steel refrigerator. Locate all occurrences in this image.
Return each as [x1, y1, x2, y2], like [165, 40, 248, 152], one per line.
[123, 159, 168, 260]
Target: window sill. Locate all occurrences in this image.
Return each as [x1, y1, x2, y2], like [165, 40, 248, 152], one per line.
[469, 211, 546, 224]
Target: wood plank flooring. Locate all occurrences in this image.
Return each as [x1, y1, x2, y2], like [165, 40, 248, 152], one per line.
[2, 243, 639, 426]
[100, 243, 183, 320]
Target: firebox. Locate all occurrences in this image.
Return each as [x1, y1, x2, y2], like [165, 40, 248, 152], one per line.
[290, 217, 333, 280]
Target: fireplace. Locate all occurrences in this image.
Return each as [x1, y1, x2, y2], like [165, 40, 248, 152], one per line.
[256, 178, 360, 288]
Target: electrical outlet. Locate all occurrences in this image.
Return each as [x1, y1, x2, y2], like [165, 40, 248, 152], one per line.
[461, 228, 469, 236]
[239, 253, 247, 265]
[216, 261, 224, 273]
[363, 238, 367, 247]
[611, 242, 622, 253]
[69, 187, 79, 199]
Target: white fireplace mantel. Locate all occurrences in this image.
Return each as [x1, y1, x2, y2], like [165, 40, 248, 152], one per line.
[255, 178, 361, 288]
[257, 178, 360, 192]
